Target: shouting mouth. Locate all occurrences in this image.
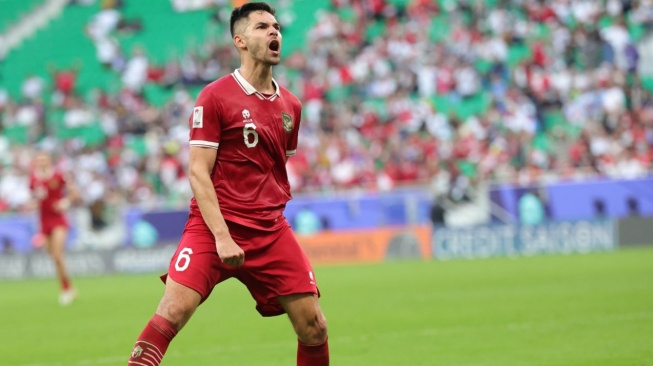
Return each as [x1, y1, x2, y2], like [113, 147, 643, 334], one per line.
[269, 40, 280, 55]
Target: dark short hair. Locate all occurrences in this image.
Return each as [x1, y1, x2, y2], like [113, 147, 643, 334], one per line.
[230, 2, 276, 38]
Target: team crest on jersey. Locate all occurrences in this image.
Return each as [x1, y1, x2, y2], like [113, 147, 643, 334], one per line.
[281, 112, 293, 133]
[49, 180, 60, 189]
[193, 107, 203, 128]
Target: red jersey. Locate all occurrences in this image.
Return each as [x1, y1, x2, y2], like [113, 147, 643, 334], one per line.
[29, 170, 67, 224]
[188, 69, 302, 231]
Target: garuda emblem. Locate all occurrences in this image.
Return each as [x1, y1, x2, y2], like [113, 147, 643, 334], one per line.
[282, 112, 293, 133]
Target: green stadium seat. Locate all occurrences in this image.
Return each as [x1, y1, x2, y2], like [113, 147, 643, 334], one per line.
[627, 15, 646, 42]
[336, 7, 356, 23]
[142, 84, 173, 107]
[325, 84, 353, 102]
[428, 14, 450, 42]
[543, 111, 567, 131]
[386, 0, 412, 6]
[430, 92, 491, 120]
[0, 0, 45, 33]
[362, 98, 389, 119]
[641, 76, 653, 92]
[456, 159, 478, 178]
[531, 133, 552, 153]
[1, 3, 113, 98]
[474, 59, 493, 75]
[507, 43, 531, 67]
[365, 19, 387, 42]
[2, 125, 29, 144]
[125, 135, 147, 157]
[2, 0, 327, 104]
[278, 0, 330, 56]
[542, 110, 585, 140]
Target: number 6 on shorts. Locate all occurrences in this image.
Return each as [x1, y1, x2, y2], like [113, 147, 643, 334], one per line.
[175, 248, 193, 271]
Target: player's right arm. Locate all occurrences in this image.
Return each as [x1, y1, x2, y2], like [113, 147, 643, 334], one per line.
[188, 86, 244, 267]
[189, 144, 245, 267]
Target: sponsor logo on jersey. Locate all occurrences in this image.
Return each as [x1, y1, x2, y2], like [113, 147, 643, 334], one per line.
[282, 112, 293, 133]
[193, 107, 203, 128]
[242, 109, 253, 123]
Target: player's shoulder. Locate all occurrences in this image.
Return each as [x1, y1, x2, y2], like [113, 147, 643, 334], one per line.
[50, 170, 66, 183]
[55, 171, 66, 180]
[279, 85, 302, 108]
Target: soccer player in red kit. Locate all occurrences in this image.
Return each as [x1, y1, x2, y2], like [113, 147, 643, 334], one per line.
[29, 152, 77, 306]
[127, 3, 329, 366]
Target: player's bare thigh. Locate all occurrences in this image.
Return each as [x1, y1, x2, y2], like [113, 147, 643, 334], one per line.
[45, 226, 67, 259]
[279, 293, 328, 344]
[156, 276, 202, 331]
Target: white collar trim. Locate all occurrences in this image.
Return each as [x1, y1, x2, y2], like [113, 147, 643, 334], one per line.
[232, 69, 280, 100]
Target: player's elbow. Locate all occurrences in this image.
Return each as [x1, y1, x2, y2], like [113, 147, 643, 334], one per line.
[188, 164, 211, 188]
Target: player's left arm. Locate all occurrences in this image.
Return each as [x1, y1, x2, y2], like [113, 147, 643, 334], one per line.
[55, 173, 78, 212]
[285, 102, 302, 163]
[26, 176, 41, 211]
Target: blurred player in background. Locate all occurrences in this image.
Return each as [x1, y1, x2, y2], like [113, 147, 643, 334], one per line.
[127, 2, 329, 365]
[29, 151, 77, 306]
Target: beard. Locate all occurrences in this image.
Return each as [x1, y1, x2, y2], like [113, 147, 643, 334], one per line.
[250, 42, 281, 66]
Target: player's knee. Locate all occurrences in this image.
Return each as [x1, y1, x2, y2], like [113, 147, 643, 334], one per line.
[50, 252, 64, 263]
[313, 314, 328, 342]
[296, 312, 328, 344]
[156, 297, 194, 330]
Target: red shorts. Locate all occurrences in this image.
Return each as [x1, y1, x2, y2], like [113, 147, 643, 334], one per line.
[163, 216, 319, 317]
[40, 215, 68, 236]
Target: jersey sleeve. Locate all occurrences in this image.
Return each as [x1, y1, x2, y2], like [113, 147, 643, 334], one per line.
[189, 88, 221, 149]
[286, 103, 301, 157]
[56, 173, 67, 192]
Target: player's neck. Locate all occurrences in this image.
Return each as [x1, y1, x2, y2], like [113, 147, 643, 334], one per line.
[35, 167, 54, 179]
[237, 63, 275, 94]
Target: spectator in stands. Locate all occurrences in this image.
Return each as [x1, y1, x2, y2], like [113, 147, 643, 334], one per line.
[627, 196, 641, 216]
[48, 62, 80, 99]
[518, 188, 547, 225]
[1, 237, 16, 255]
[122, 47, 149, 92]
[0, 0, 652, 216]
[429, 198, 447, 227]
[21, 74, 45, 101]
[593, 198, 607, 219]
[294, 207, 323, 235]
[69, 0, 97, 5]
[0, 163, 31, 211]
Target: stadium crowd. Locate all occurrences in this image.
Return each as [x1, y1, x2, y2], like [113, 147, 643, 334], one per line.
[1, 0, 653, 213]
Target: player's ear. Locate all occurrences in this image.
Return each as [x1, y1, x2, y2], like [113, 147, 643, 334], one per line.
[233, 34, 246, 50]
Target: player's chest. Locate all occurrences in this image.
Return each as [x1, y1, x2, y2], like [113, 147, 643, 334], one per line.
[221, 102, 295, 149]
[32, 178, 62, 198]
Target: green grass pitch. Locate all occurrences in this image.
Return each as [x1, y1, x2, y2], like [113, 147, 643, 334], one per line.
[1, 248, 652, 366]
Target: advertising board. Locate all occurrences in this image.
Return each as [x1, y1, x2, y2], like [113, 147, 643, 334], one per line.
[433, 220, 616, 260]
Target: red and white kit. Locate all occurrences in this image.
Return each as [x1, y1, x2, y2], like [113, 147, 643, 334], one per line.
[164, 69, 318, 316]
[30, 171, 69, 235]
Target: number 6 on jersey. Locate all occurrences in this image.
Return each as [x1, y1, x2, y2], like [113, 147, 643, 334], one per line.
[175, 248, 193, 271]
[243, 123, 259, 148]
